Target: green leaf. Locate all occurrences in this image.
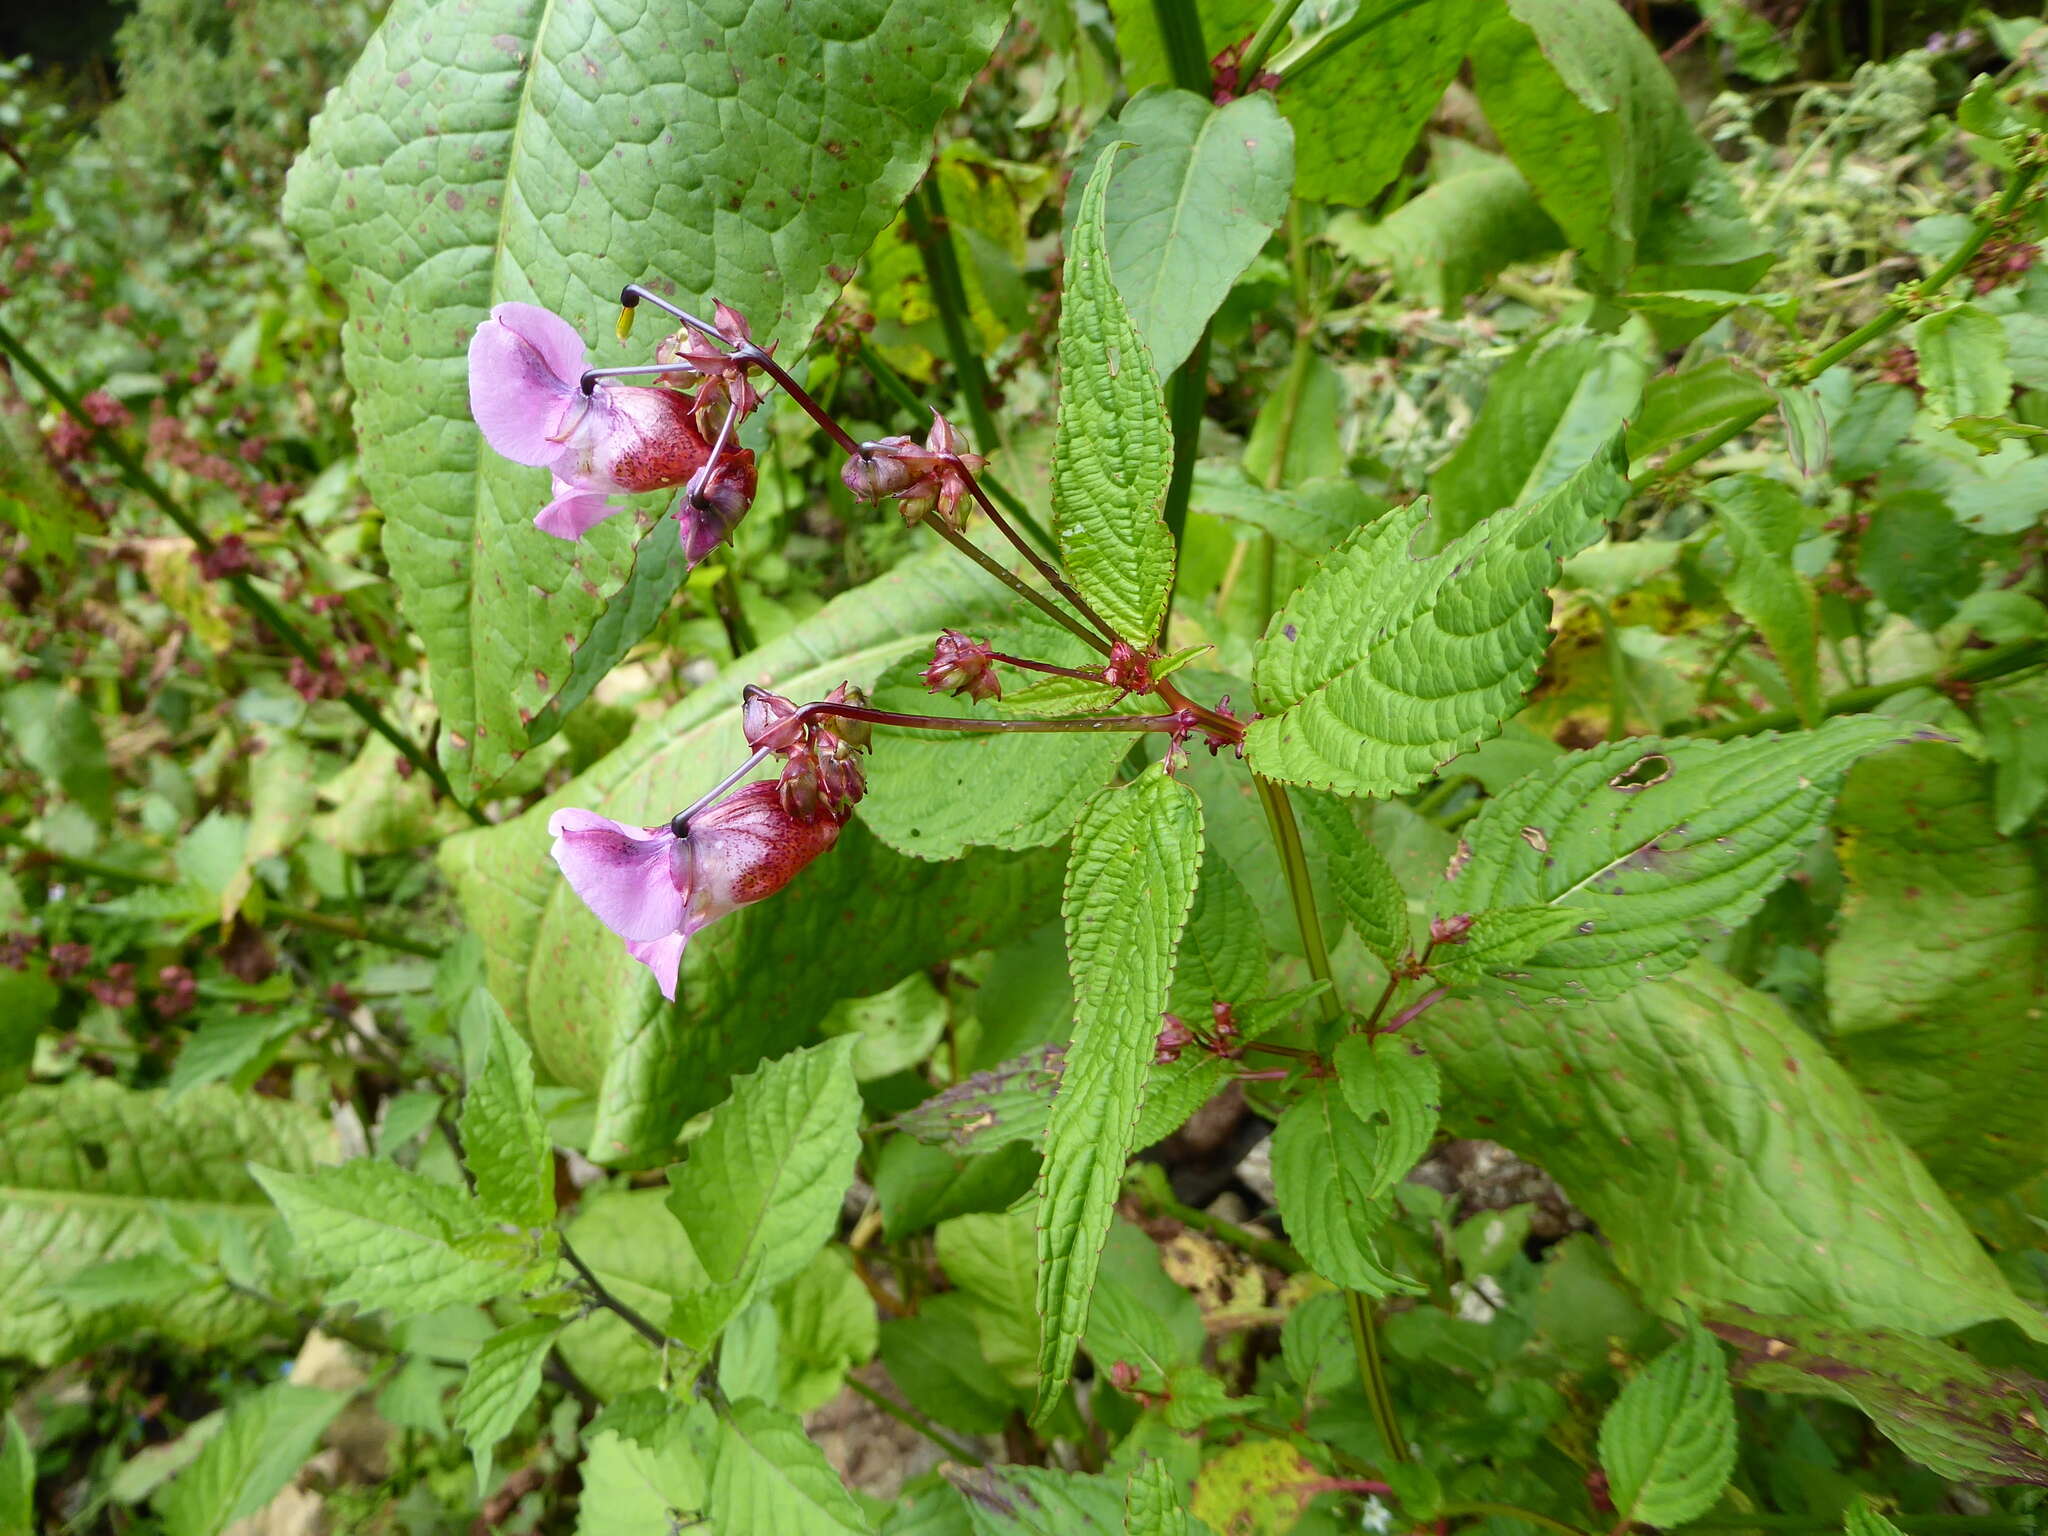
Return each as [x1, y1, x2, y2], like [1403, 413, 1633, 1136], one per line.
[253, 1158, 526, 1316]
[1333, 1035, 1440, 1193]
[220, 728, 318, 923]
[0, 1081, 330, 1365]
[555, 1191, 714, 1398]
[710, 1398, 872, 1535]
[154, 1383, 346, 1536]
[526, 524, 688, 751]
[1298, 794, 1409, 967]
[1188, 462, 1384, 553]
[1700, 475, 1823, 726]
[1713, 1315, 2048, 1487]
[1122, 1458, 1186, 1536]
[1858, 491, 1979, 633]
[1052, 145, 1176, 643]
[1916, 302, 2013, 422]
[577, 1403, 709, 1536]
[43, 1253, 204, 1313]
[954, 1464, 1127, 1535]
[1432, 905, 1597, 988]
[1775, 379, 1831, 477]
[1980, 674, 2048, 834]
[1430, 324, 1650, 544]
[1472, 0, 1767, 290]
[1437, 718, 1915, 1001]
[457, 989, 555, 1228]
[1824, 743, 2048, 1196]
[1270, 1080, 1420, 1295]
[1627, 358, 1775, 462]
[1070, 90, 1293, 377]
[773, 1246, 879, 1413]
[439, 553, 1063, 1162]
[890, 1044, 1066, 1157]
[286, 0, 1007, 792]
[1429, 961, 2046, 1340]
[937, 1204, 1041, 1392]
[455, 1317, 561, 1492]
[1276, 0, 1485, 208]
[1105, 0, 1265, 94]
[1843, 1501, 1908, 1536]
[0, 682, 112, 824]
[0, 1414, 32, 1536]
[666, 1037, 862, 1298]
[880, 1293, 1017, 1435]
[165, 1012, 303, 1103]
[1247, 436, 1629, 799]
[874, 1136, 1037, 1242]
[1597, 1316, 1736, 1531]
[1035, 767, 1203, 1423]
[1166, 844, 1266, 1017]
[1325, 150, 1562, 311]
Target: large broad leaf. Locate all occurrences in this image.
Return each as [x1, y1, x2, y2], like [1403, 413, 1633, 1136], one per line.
[155, 1383, 347, 1536]
[1035, 767, 1202, 1424]
[438, 553, 1063, 1164]
[710, 1399, 871, 1535]
[1246, 436, 1629, 799]
[1052, 147, 1176, 645]
[1436, 718, 1915, 1002]
[1275, 0, 1486, 209]
[1596, 1317, 1736, 1530]
[1069, 89, 1293, 377]
[285, 0, 1007, 792]
[1429, 323, 1650, 544]
[1470, 0, 1769, 292]
[1426, 961, 2047, 1341]
[1270, 1079, 1418, 1296]
[1709, 1312, 2048, 1487]
[0, 1081, 331, 1366]
[1825, 743, 2048, 1197]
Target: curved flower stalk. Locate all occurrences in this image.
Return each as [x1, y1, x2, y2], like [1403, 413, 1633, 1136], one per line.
[467, 300, 757, 559]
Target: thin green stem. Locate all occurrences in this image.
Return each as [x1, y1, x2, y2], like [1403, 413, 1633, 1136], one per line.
[1125, 1164, 1306, 1274]
[1251, 773, 1341, 1025]
[920, 512, 1114, 656]
[842, 1375, 987, 1467]
[1344, 1288, 1409, 1465]
[0, 827, 441, 956]
[0, 318, 482, 825]
[1237, 0, 1308, 80]
[1439, 1502, 1594, 1536]
[1161, 324, 1212, 633]
[561, 1236, 687, 1355]
[1150, 0, 1213, 92]
[712, 564, 756, 657]
[1693, 636, 2048, 740]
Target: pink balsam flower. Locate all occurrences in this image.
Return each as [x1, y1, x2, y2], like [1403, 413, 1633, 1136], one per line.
[547, 783, 842, 1000]
[468, 300, 756, 554]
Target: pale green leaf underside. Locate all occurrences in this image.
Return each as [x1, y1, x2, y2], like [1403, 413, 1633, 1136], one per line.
[1247, 437, 1629, 799]
[711, 1399, 872, 1535]
[0, 1081, 331, 1365]
[1035, 768, 1202, 1423]
[286, 0, 1006, 790]
[1052, 145, 1177, 644]
[454, 1318, 560, 1490]
[1430, 961, 2046, 1341]
[156, 1383, 346, 1536]
[1439, 718, 1915, 1002]
[1597, 1317, 1736, 1529]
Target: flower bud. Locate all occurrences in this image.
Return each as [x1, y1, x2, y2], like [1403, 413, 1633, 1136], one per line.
[742, 686, 806, 754]
[1101, 640, 1152, 698]
[923, 630, 1001, 703]
[1154, 1013, 1194, 1065]
[1429, 913, 1475, 946]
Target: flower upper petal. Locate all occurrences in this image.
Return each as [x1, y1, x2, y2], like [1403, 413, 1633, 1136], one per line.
[469, 303, 588, 468]
[547, 807, 686, 942]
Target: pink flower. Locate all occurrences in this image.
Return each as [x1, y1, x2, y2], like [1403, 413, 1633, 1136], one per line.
[468, 301, 756, 553]
[547, 783, 843, 1000]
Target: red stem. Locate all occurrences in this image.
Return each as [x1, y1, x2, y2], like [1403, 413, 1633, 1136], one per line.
[987, 651, 1103, 683]
[961, 471, 1121, 645]
[791, 699, 1186, 737]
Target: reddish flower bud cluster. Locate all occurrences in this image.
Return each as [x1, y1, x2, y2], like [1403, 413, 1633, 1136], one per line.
[155, 965, 199, 1020]
[1209, 38, 1282, 105]
[1428, 913, 1474, 946]
[1968, 235, 2040, 295]
[923, 630, 1001, 702]
[840, 411, 984, 528]
[193, 533, 258, 581]
[1100, 641, 1152, 699]
[288, 652, 349, 702]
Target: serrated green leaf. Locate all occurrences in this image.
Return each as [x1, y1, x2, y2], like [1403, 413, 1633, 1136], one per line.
[1701, 475, 1823, 727]
[1597, 1315, 1736, 1530]
[555, 1191, 716, 1399]
[1, 682, 111, 824]
[1333, 1035, 1439, 1194]
[457, 990, 554, 1228]
[0, 1413, 33, 1536]
[1627, 358, 1776, 462]
[0, 1081, 330, 1365]
[1035, 767, 1202, 1423]
[1713, 1315, 2048, 1487]
[1166, 844, 1266, 1018]
[1188, 462, 1385, 553]
[1122, 1457, 1187, 1536]
[1429, 961, 2047, 1340]
[1431, 324, 1650, 544]
[710, 1398, 871, 1535]
[1325, 150, 1562, 312]
[289, 0, 1007, 792]
[1439, 718, 1914, 1001]
[1473, 0, 1769, 290]
[439, 553, 1063, 1162]
[577, 1406, 709, 1536]
[1299, 794, 1409, 967]
[667, 1037, 861, 1299]
[1189, 1438, 1319, 1536]
[1916, 302, 2012, 422]
[1270, 1080, 1421, 1296]
[1843, 1501, 1908, 1536]
[253, 1159, 524, 1316]
[42, 1253, 203, 1313]
[1438, 906, 1599, 986]
[154, 1383, 346, 1536]
[1248, 436, 1629, 799]
[1069, 90, 1292, 376]
[938, 1204, 1041, 1392]
[1825, 743, 2048, 1196]
[455, 1317, 560, 1492]
[1277, 0, 1483, 208]
[773, 1246, 878, 1414]
[873, 1136, 1037, 1241]
[166, 1012, 304, 1102]
[880, 1293, 1017, 1435]
[954, 1464, 1126, 1535]
[1052, 146, 1176, 643]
